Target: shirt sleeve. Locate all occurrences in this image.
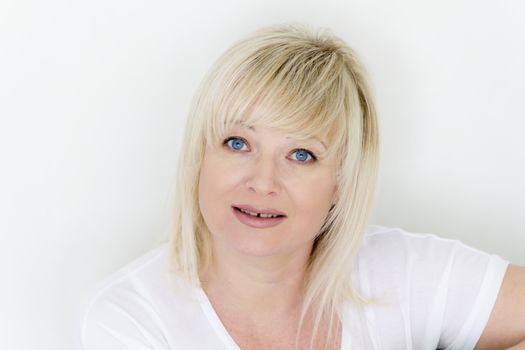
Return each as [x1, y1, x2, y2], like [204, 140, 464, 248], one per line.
[359, 227, 509, 350]
[437, 240, 509, 349]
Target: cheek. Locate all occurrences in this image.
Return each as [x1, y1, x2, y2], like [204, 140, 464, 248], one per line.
[287, 176, 336, 226]
[198, 154, 242, 217]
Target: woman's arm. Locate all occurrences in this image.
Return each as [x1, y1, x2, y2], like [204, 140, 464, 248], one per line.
[506, 339, 525, 350]
[475, 264, 525, 349]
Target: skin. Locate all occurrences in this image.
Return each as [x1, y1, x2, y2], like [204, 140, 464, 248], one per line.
[476, 264, 525, 349]
[197, 124, 340, 348]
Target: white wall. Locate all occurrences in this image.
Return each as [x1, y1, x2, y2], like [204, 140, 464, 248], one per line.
[1, 0, 523, 349]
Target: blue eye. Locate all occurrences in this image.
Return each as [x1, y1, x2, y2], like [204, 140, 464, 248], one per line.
[291, 149, 316, 163]
[224, 137, 248, 151]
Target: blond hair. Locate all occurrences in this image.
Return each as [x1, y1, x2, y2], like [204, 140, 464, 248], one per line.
[169, 23, 380, 349]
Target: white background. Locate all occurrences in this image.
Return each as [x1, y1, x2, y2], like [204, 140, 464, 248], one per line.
[1, 0, 524, 349]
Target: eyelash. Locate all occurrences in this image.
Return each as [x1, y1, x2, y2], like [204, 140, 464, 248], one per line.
[222, 136, 318, 164]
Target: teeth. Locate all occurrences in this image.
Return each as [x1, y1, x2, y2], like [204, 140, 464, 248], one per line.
[239, 208, 280, 218]
[259, 213, 279, 218]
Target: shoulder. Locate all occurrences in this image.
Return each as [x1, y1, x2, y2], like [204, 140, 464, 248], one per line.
[357, 224, 509, 295]
[75, 243, 177, 350]
[360, 224, 507, 270]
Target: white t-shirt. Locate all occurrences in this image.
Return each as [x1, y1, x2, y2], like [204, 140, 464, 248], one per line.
[75, 225, 509, 350]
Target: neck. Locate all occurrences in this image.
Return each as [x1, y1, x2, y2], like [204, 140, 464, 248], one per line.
[200, 238, 313, 319]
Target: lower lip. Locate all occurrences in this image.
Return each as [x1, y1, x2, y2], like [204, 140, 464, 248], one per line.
[232, 207, 286, 229]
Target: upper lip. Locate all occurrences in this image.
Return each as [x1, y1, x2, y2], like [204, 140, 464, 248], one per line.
[232, 204, 287, 217]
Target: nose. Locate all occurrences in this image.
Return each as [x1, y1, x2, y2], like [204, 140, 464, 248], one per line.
[245, 155, 281, 196]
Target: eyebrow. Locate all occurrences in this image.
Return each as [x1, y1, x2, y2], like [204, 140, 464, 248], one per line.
[242, 125, 327, 151]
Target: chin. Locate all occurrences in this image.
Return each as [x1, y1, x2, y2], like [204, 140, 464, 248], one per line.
[219, 231, 311, 259]
[225, 236, 282, 257]
[235, 244, 285, 258]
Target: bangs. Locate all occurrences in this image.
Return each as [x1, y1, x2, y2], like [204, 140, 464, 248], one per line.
[202, 38, 360, 161]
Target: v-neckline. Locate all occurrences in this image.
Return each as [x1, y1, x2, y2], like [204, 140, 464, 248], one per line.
[195, 286, 348, 349]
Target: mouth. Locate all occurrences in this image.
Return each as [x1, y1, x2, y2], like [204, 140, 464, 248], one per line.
[231, 206, 287, 229]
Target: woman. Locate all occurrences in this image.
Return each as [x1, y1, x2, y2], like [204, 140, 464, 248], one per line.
[78, 24, 525, 349]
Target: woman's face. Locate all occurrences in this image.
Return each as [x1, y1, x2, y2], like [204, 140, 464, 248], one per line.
[198, 124, 338, 259]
